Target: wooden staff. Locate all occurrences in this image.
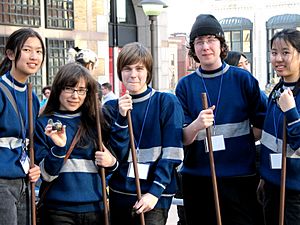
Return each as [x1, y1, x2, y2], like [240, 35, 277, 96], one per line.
[279, 117, 287, 225]
[127, 110, 146, 225]
[94, 93, 109, 225]
[201, 93, 222, 225]
[27, 83, 36, 225]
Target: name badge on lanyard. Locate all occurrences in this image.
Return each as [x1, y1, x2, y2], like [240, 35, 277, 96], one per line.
[127, 162, 150, 180]
[20, 144, 30, 174]
[270, 153, 282, 169]
[205, 135, 226, 152]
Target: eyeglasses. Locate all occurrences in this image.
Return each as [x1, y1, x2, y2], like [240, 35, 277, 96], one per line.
[63, 86, 88, 95]
[194, 36, 218, 47]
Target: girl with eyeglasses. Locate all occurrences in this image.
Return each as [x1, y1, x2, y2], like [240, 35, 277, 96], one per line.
[258, 28, 300, 225]
[34, 62, 128, 225]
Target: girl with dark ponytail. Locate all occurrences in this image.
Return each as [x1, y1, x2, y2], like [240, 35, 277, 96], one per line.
[258, 28, 300, 225]
[0, 28, 45, 224]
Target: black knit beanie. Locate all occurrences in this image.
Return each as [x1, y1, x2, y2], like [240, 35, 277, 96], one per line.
[189, 14, 224, 42]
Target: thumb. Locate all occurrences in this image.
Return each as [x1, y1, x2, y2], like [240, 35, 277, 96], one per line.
[101, 143, 109, 152]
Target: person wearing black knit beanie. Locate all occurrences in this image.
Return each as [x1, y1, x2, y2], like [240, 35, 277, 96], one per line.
[175, 14, 267, 225]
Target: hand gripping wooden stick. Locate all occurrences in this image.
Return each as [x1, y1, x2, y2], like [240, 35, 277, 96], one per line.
[201, 93, 222, 225]
[279, 117, 287, 225]
[127, 110, 146, 225]
[94, 93, 110, 225]
[27, 83, 36, 225]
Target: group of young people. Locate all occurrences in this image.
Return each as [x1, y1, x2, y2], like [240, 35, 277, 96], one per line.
[0, 13, 300, 225]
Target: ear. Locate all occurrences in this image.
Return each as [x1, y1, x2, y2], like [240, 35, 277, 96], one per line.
[6, 49, 15, 61]
[87, 62, 94, 71]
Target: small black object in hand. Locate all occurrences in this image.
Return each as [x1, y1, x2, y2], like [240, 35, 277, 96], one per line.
[47, 119, 63, 131]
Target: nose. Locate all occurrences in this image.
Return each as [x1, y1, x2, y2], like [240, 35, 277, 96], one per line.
[201, 41, 210, 49]
[71, 90, 79, 97]
[130, 69, 138, 77]
[29, 51, 38, 60]
[275, 53, 283, 61]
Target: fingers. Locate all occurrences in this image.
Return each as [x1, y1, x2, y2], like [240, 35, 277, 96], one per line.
[278, 88, 296, 112]
[197, 106, 215, 129]
[133, 193, 158, 214]
[95, 146, 116, 167]
[119, 90, 133, 117]
[44, 124, 67, 147]
[28, 165, 41, 182]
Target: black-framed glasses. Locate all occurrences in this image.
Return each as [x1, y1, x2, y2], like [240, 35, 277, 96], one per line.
[63, 86, 88, 95]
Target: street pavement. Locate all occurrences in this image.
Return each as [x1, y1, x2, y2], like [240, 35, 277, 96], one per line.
[166, 204, 179, 225]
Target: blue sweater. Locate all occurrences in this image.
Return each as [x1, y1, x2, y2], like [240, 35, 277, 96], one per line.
[105, 87, 184, 209]
[34, 111, 127, 213]
[260, 82, 300, 191]
[0, 72, 39, 178]
[175, 63, 267, 177]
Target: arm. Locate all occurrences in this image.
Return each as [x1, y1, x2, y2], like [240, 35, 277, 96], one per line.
[252, 127, 262, 141]
[278, 89, 300, 149]
[183, 107, 215, 145]
[104, 92, 132, 162]
[135, 95, 184, 213]
[34, 118, 67, 181]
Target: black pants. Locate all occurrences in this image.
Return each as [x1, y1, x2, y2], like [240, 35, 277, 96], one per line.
[263, 181, 300, 225]
[109, 191, 169, 225]
[182, 174, 260, 225]
[42, 208, 103, 225]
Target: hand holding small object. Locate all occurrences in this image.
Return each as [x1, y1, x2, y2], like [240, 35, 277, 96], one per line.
[45, 119, 66, 147]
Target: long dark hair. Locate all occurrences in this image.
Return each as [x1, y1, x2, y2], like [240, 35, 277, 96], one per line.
[42, 62, 109, 147]
[269, 29, 300, 99]
[224, 51, 247, 66]
[0, 28, 45, 75]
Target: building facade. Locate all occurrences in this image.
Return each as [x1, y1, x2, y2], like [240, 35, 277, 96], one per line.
[0, 0, 114, 99]
[168, 0, 300, 90]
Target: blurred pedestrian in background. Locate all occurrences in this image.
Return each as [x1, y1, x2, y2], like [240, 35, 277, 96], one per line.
[69, 47, 103, 102]
[101, 82, 117, 104]
[224, 51, 251, 71]
[39, 85, 52, 114]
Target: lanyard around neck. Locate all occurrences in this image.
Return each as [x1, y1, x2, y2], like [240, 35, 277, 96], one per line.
[134, 90, 153, 154]
[199, 67, 224, 132]
[11, 77, 28, 141]
[272, 104, 283, 147]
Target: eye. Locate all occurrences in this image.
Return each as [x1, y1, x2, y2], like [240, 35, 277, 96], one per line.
[65, 87, 72, 91]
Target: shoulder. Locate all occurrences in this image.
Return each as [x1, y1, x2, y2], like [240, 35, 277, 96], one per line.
[177, 71, 198, 84]
[154, 91, 182, 112]
[103, 99, 119, 120]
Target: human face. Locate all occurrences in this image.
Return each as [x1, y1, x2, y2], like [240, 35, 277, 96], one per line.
[59, 78, 87, 111]
[194, 35, 222, 70]
[101, 86, 109, 95]
[8, 37, 43, 83]
[238, 55, 250, 72]
[44, 89, 51, 98]
[271, 38, 300, 82]
[121, 62, 148, 95]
